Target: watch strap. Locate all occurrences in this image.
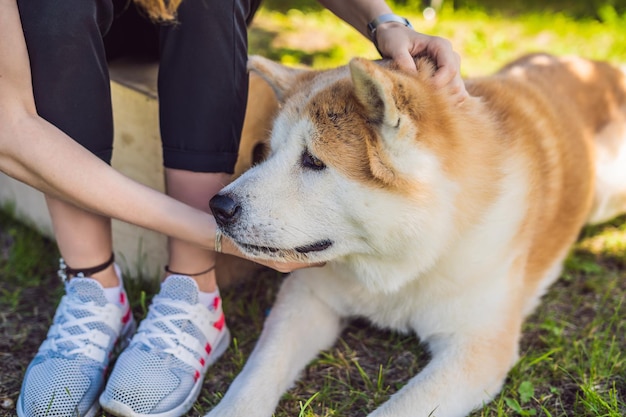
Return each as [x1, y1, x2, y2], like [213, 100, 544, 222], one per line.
[367, 13, 414, 41]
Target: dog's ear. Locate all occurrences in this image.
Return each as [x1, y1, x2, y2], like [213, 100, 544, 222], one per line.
[349, 58, 400, 127]
[247, 55, 310, 102]
[349, 58, 405, 185]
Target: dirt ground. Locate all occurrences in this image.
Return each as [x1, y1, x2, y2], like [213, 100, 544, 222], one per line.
[0, 262, 59, 415]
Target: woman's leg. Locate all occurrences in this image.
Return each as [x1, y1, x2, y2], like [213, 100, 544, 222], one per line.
[158, 0, 253, 292]
[16, 2, 136, 417]
[46, 198, 118, 286]
[19, 0, 119, 287]
[164, 169, 230, 292]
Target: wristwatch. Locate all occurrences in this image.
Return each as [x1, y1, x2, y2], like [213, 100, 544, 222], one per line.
[367, 13, 414, 42]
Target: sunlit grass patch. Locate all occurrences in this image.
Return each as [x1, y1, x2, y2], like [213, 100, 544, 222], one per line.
[250, 4, 626, 76]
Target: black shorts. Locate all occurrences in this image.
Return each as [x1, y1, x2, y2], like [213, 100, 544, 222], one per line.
[17, 0, 260, 173]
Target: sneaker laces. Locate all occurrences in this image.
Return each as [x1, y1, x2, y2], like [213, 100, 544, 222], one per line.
[39, 279, 125, 363]
[132, 292, 221, 373]
[41, 299, 122, 362]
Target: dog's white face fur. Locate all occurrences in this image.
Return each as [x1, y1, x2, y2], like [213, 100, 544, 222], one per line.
[208, 54, 626, 417]
[216, 59, 466, 292]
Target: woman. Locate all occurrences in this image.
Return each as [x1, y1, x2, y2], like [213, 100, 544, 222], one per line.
[0, 0, 466, 416]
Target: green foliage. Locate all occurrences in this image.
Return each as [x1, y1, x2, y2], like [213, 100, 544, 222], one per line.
[446, 0, 626, 19]
[0, 206, 58, 288]
[251, 1, 626, 77]
[262, 0, 322, 13]
[264, 0, 626, 20]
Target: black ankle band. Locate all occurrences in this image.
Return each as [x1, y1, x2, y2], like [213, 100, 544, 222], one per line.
[58, 253, 115, 282]
[164, 264, 216, 277]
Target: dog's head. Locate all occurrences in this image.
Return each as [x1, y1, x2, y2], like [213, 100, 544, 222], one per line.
[211, 56, 474, 288]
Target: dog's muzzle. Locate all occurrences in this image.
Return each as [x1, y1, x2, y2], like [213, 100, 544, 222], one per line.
[209, 193, 334, 256]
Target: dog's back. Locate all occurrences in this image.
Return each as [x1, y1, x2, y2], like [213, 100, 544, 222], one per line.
[472, 54, 626, 222]
[462, 54, 626, 310]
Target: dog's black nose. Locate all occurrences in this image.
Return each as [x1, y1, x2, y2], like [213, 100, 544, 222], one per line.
[210, 193, 241, 226]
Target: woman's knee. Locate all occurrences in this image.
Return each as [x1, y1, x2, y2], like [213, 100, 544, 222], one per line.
[17, 0, 114, 44]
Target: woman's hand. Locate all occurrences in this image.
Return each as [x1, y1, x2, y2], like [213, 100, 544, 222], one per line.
[219, 233, 324, 274]
[375, 23, 468, 105]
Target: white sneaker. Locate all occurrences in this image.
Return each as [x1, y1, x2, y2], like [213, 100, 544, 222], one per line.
[100, 275, 230, 417]
[17, 267, 135, 417]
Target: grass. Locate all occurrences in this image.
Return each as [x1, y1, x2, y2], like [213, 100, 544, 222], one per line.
[1, 3, 626, 417]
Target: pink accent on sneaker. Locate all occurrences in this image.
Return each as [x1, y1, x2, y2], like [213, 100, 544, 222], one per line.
[120, 291, 132, 324]
[214, 313, 225, 331]
[122, 306, 132, 324]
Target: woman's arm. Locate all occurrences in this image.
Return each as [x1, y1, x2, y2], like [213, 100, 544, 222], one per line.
[316, 0, 391, 38]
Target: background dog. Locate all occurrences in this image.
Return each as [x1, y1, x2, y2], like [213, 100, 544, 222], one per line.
[208, 54, 626, 417]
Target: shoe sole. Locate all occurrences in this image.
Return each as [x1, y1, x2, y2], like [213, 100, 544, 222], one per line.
[16, 398, 101, 417]
[100, 326, 231, 417]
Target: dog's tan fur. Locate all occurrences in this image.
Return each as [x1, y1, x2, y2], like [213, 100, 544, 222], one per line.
[208, 54, 626, 417]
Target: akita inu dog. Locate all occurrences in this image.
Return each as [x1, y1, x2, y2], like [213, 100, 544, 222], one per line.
[208, 54, 626, 417]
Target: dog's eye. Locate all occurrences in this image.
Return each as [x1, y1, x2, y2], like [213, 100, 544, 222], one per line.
[301, 150, 326, 171]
